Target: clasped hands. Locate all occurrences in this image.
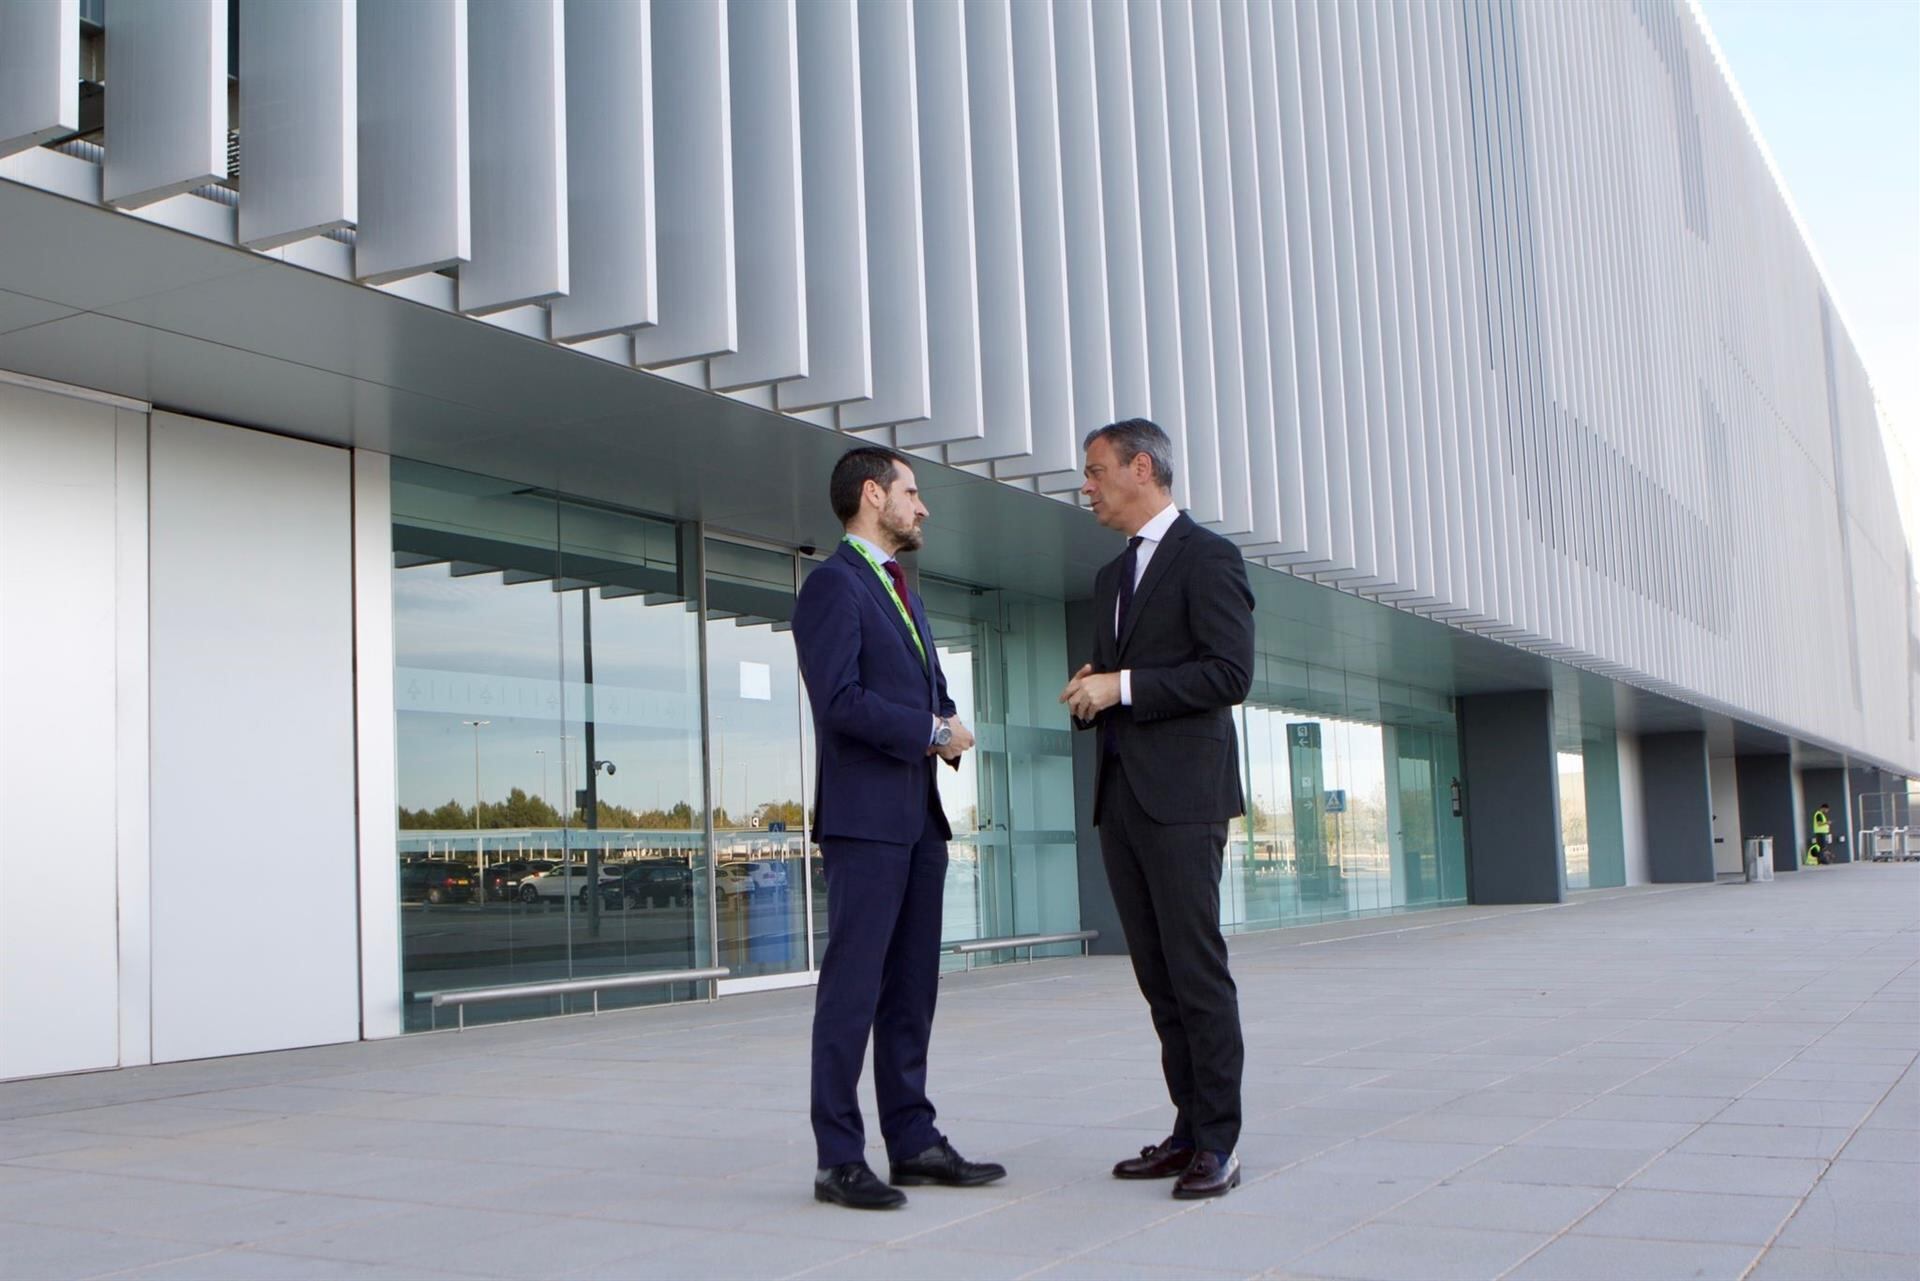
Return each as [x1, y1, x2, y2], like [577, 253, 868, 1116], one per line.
[1059, 663, 1122, 722]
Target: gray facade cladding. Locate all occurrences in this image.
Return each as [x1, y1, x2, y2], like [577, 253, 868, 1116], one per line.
[4, 0, 1905, 773]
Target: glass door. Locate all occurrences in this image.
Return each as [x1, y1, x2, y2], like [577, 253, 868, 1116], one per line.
[704, 538, 811, 982]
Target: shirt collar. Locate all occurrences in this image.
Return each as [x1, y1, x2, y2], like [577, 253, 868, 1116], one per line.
[1134, 501, 1181, 544]
[844, 532, 893, 566]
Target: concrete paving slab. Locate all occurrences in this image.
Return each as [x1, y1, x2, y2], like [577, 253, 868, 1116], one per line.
[0, 868, 1912, 1281]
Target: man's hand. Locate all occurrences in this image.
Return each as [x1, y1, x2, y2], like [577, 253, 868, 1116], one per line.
[1060, 664, 1122, 721]
[936, 716, 977, 762]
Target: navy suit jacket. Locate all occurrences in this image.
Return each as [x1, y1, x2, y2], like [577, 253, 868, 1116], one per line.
[793, 540, 955, 845]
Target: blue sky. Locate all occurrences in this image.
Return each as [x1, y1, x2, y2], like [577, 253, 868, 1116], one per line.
[1696, 0, 1920, 551]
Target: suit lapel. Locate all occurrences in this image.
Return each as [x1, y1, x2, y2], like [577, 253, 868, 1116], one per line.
[1093, 560, 1119, 667]
[1118, 513, 1192, 656]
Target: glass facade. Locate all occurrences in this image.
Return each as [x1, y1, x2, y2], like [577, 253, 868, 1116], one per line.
[390, 462, 1078, 1029]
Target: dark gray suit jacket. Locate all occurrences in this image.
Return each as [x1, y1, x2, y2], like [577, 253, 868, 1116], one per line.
[1078, 512, 1256, 826]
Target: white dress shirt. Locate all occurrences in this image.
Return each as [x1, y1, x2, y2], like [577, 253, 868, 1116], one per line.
[1116, 501, 1181, 706]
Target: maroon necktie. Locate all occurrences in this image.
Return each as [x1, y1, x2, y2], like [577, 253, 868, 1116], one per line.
[882, 559, 911, 606]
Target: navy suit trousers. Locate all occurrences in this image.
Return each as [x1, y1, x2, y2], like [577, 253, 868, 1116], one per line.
[810, 800, 949, 1168]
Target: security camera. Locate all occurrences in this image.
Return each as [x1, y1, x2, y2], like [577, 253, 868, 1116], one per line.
[798, 543, 817, 557]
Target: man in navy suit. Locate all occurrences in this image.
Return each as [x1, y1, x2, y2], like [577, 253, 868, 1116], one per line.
[792, 446, 1007, 1210]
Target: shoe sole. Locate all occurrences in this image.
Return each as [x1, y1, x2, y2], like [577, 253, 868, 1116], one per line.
[888, 1171, 1006, 1187]
[1112, 1168, 1187, 1180]
[814, 1185, 906, 1210]
[1171, 1168, 1242, 1200]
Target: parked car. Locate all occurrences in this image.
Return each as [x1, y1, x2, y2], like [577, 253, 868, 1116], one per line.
[617, 861, 693, 909]
[399, 859, 475, 905]
[517, 863, 623, 906]
[482, 859, 556, 902]
[715, 866, 753, 897]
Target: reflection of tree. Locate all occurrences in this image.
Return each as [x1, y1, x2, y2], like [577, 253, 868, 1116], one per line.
[398, 787, 703, 831]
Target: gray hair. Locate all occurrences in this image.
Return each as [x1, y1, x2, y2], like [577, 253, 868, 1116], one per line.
[1083, 417, 1174, 489]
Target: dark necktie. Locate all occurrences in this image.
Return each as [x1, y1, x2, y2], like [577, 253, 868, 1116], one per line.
[1115, 536, 1144, 641]
[883, 560, 927, 669]
[882, 558, 910, 605]
[1103, 536, 1145, 758]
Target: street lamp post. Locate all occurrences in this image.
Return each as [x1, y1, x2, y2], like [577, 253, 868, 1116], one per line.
[463, 719, 490, 891]
[534, 748, 549, 814]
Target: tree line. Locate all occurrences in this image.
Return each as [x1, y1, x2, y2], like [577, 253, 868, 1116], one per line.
[398, 786, 805, 832]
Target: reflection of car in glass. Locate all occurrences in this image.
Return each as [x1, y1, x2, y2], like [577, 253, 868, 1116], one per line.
[517, 863, 623, 906]
[618, 862, 692, 909]
[399, 859, 475, 905]
[483, 859, 556, 901]
[715, 866, 753, 897]
[742, 860, 789, 890]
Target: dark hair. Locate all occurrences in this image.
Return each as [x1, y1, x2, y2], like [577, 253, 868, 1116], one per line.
[1083, 417, 1175, 489]
[829, 446, 912, 524]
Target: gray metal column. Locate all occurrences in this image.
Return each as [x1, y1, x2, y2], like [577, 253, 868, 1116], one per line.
[1458, 691, 1564, 904]
[1846, 766, 1888, 863]
[1802, 766, 1851, 866]
[1735, 754, 1799, 874]
[1639, 732, 1716, 883]
[1065, 598, 1124, 955]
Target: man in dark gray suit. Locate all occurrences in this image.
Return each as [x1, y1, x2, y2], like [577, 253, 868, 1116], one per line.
[1061, 418, 1255, 1200]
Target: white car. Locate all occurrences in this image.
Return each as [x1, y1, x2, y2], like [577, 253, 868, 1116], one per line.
[517, 863, 622, 905]
[715, 866, 753, 897]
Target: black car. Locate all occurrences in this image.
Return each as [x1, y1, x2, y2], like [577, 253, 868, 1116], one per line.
[617, 861, 693, 909]
[399, 859, 476, 905]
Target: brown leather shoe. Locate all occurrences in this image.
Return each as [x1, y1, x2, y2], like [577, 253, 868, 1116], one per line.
[1112, 1137, 1197, 1180]
[1172, 1150, 1241, 1199]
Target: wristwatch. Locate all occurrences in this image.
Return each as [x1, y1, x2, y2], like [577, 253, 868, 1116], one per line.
[932, 717, 954, 749]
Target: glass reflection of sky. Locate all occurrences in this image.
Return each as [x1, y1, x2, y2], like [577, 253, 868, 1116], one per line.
[395, 567, 700, 815]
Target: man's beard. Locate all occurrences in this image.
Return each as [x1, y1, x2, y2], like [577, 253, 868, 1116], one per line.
[885, 512, 924, 553]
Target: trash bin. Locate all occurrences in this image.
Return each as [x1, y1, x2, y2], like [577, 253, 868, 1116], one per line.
[1744, 837, 1774, 882]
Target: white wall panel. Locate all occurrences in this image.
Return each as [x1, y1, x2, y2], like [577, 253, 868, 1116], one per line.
[842, 0, 931, 428]
[550, 0, 656, 340]
[897, 0, 983, 449]
[946, 0, 1031, 463]
[1191, 0, 1252, 538]
[710, 0, 805, 392]
[632, 0, 736, 366]
[0, 0, 78, 158]
[988, 0, 1076, 480]
[103, 0, 228, 207]
[0, 383, 125, 1080]
[356, 0, 470, 283]
[149, 415, 358, 1063]
[352, 450, 401, 1040]
[462, 0, 569, 313]
[1124, 0, 1192, 511]
[238, 0, 356, 250]
[1090, 0, 1147, 421]
[780, 0, 872, 411]
[1157, 0, 1221, 525]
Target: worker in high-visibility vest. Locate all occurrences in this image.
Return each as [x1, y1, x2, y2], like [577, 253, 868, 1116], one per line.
[1808, 804, 1833, 865]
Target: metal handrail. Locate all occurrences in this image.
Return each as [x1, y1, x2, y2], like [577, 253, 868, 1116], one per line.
[427, 966, 730, 1029]
[947, 930, 1098, 969]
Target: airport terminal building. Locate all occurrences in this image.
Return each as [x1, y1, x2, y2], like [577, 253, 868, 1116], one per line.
[0, 0, 1913, 1080]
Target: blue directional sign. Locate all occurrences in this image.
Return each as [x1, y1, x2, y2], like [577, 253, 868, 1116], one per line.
[1324, 789, 1347, 814]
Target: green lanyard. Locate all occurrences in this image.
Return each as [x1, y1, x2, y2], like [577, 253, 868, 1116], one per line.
[844, 537, 927, 667]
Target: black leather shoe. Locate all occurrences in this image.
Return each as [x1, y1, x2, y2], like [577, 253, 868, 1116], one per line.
[814, 1162, 907, 1209]
[1172, 1150, 1241, 1199]
[1113, 1136, 1197, 1180]
[889, 1138, 1006, 1187]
